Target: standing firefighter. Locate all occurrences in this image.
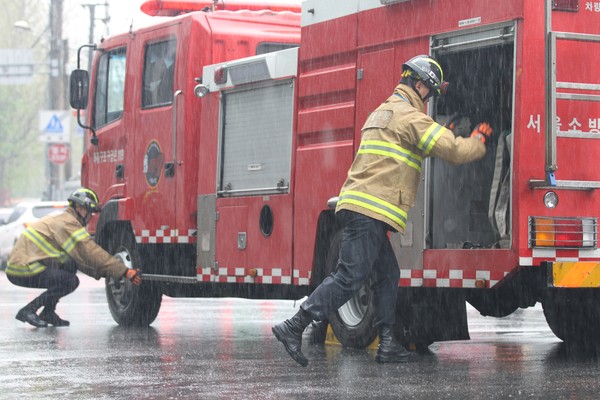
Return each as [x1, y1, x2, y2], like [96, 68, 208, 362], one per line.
[272, 55, 493, 366]
[5, 188, 142, 328]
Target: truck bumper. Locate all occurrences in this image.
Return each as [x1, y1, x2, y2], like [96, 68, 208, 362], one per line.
[547, 261, 600, 288]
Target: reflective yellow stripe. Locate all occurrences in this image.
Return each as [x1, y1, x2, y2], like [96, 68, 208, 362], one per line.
[62, 227, 90, 253]
[552, 262, 600, 288]
[338, 190, 407, 230]
[23, 227, 68, 262]
[80, 188, 98, 203]
[358, 140, 422, 171]
[6, 261, 46, 277]
[427, 57, 444, 81]
[418, 122, 446, 155]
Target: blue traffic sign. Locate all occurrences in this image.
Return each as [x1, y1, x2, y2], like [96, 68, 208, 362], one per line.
[45, 114, 64, 133]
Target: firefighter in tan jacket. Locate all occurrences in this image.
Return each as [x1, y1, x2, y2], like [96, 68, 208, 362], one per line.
[273, 55, 492, 366]
[5, 188, 141, 328]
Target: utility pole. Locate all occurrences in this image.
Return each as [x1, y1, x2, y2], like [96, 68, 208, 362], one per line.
[80, 2, 109, 156]
[82, 2, 110, 72]
[47, 0, 65, 200]
[49, 0, 65, 111]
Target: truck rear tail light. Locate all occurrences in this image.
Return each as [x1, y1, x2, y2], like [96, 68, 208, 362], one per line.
[529, 216, 597, 248]
[214, 66, 228, 85]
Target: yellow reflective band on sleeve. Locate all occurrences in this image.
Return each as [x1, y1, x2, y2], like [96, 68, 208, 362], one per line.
[418, 123, 446, 155]
[358, 140, 422, 171]
[62, 227, 90, 254]
[552, 262, 600, 288]
[24, 228, 67, 262]
[338, 190, 407, 230]
[6, 261, 46, 277]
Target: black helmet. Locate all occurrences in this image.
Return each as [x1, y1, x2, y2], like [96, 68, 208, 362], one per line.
[401, 55, 448, 98]
[68, 188, 101, 213]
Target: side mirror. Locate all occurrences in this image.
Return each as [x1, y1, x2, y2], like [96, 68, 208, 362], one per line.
[70, 69, 89, 110]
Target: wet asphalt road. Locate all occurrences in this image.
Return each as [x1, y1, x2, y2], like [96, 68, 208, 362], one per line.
[2, 273, 600, 400]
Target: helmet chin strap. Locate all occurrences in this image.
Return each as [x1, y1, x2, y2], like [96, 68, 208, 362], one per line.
[74, 206, 91, 226]
[414, 80, 433, 102]
[410, 85, 424, 101]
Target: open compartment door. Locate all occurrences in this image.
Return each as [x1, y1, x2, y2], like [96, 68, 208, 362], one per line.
[428, 22, 516, 250]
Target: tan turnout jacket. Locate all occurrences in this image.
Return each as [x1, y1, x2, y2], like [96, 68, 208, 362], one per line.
[6, 207, 127, 279]
[336, 84, 486, 232]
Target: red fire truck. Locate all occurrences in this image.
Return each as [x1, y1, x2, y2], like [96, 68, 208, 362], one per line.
[70, 0, 600, 348]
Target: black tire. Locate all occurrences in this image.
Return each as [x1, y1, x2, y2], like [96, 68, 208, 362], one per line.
[326, 230, 378, 348]
[104, 226, 162, 326]
[542, 288, 600, 344]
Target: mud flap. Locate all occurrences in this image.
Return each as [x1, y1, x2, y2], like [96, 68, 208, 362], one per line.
[396, 289, 470, 346]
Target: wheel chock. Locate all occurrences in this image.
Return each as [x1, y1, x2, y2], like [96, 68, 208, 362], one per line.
[324, 324, 379, 349]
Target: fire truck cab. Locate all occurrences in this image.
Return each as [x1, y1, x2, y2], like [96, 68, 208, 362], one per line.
[71, 0, 600, 348]
[70, 1, 302, 325]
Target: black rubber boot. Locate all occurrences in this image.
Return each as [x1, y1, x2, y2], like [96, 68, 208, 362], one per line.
[40, 308, 70, 327]
[15, 307, 48, 328]
[375, 325, 411, 363]
[272, 308, 313, 366]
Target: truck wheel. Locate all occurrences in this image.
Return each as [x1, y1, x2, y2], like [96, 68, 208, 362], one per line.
[105, 227, 162, 326]
[326, 230, 378, 348]
[542, 288, 600, 343]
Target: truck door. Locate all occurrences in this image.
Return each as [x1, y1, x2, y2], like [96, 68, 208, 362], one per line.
[215, 79, 295, 282]
[428, 23, 515, 251]
[131, 25, 184, 231]
[199, 49, 298, 283]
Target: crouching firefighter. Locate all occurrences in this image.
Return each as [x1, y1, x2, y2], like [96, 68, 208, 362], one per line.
[5, 188, 142, 328]
[272, 55, 492, 366]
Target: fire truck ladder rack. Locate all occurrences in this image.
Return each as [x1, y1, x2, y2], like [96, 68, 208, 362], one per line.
[530, 1, 600, 191]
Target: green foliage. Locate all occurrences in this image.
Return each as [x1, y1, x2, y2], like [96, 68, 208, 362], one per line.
[0, 1, 52, 204]
[0, 83, 47, 202]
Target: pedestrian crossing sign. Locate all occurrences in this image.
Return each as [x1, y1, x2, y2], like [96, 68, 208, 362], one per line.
[39, 110, 71, 143]
[45, 115, 63, 133]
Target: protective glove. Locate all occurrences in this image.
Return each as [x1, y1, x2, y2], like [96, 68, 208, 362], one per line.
[125, 269, 142, 286]
[470, 122, 493, 144]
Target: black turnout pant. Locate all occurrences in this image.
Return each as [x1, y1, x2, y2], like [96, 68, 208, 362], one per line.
[7, 259, 80, 312]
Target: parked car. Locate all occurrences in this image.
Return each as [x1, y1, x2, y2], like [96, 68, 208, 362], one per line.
[0, 208, 13, 225]
[0, 201, 68, 269]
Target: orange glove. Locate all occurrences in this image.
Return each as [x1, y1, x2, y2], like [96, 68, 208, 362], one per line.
[470, 122, 493, 143]
[125, 269, 142, 286]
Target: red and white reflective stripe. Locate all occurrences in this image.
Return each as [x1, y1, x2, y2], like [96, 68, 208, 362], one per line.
[135, 229, 197, 244]
[399, 269, 507, 288]
[520, 248, 600, 266]
[196, 266, 508, 288]
[196, 267, 311, 286]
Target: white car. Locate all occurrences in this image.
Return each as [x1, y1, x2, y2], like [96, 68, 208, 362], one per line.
[0, 208, 13, 224]
[0, 201, 68, 269]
